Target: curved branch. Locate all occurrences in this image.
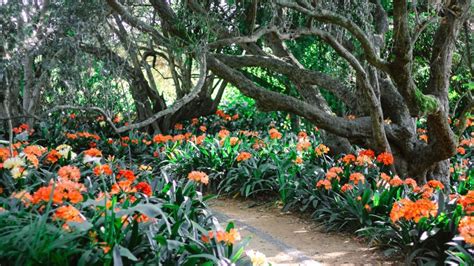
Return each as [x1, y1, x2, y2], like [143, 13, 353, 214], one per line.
[105, 0, 169, 47]
[276, 0, 389, 71]
[212, 53, 356, 107]
[207, 54, 373, 139]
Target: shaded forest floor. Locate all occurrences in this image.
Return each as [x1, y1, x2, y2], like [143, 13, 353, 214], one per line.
[210, 198, 397, 265]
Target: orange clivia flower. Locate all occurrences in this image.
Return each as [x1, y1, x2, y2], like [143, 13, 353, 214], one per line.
[404, 178, 417, 189]
[364, 204, 371, 212]
[315, 144, 330, 156]
[188, 171, 209, 185]
[268, 128, 282, 140]
[389, 176, 403, 187]
[349, 172, 365, 185]
[199, 125, 207, 132]
[376, 152, 394, 165]
[316, 179, 331, 190]
[46, 149, 61, 164]
[93, 164, 113, 176]
[358, 149, 375, 158]
[298, 131, 308, 139]
[229, 137, 240, 146]
[293, 156, 303, 164]
[390, 198, 438, 223]
[84, 148, 102, 157]
[218, 129, 230, 139]
[356, 154, 373, 166]
[216, 230, 226, 242]
[236, 152, 252, 162]
[117, 170, 135, 182]
[225, 229, 241, 245]
[111, 180, 136, 195]
[458, 216, 474, 245]
[342, 154, 356, 165]
[23, 145, 46, 157]
[32, 180, 85, 205]
[296, 138, 311, 151]
[341, 184, 353, 193]
[53, 205, 84, 224]
[458, 191, 474, 214]
[174, 123, 184, 130]
[427, 180, 445, 190]
[380, 172, 391, 182]
[419, 134, 428, 142]
[58, 166, 81, 181]
[457, 147, 466, 155]
[135, 182, 152, 197]
[325, 167, 342, 181]
[153, 134, 172, 143]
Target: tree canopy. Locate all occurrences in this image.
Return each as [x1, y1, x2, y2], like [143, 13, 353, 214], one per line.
[1, 0, 473, 181]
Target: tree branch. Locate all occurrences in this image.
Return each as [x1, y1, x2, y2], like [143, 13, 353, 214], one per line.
[276, 0, 389, 71]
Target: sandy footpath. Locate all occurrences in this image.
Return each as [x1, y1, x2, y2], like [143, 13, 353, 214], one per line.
[210, 198, 396, 265]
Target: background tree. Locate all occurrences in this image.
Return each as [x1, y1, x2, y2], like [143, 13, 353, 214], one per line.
[105, 0, 472, 182]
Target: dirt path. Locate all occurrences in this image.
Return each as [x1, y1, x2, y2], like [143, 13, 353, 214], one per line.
[210, 198, 392, 265]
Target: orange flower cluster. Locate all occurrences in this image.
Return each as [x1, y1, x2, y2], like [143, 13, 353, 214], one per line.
[84, 148, 102, 157]
[325, 167, 342, 181]
[32, 180, 85, 205]
[135, 182, 152, 197]
[218, 129, 230, 139]
[66, 132, 100, 141]
[426, 180, 445, 190]
[297, 131, 307, 139]
[93, 164, 113, 176]
[201, 228, 241, 245]
[404, 178, 418, 189]
[458, 216, 474, 245]
[174, 123, 184, 130]
[117, 169, 136, 181]
[269, 128, 282, 140]
[296, 138, 311, 151]
[111, 180, 136, 195]
[458, 191, 474, 214]
[46, 149, 61, 164]
[358, 149, 375, 158]
[314, 144, 330, 156]
[389, 176, 403, 187]
[341, 183, 354, 193]
[252, 139, 265, 150]
[12, 124, 30, 134]
[215, 110, 238, 121]
[390, 198, 438, 223]
[316, 179, 331, 190]
[293, 156, 303, 164]
[236, 152, 252, 162]
[58, 166, 81, 181]
[376, 152, 394, 165]
[190, 135, 206, 145]
[342, 154, 356, 165]
[188, 171, 209, 185]
[53, 205, 84, 225]
[153, 134, 173, 143]
[229, 137, 240, 146]
[349, 172, 365, 185]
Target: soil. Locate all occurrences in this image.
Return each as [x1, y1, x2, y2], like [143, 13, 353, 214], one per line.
[210, 198, 397, 266]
